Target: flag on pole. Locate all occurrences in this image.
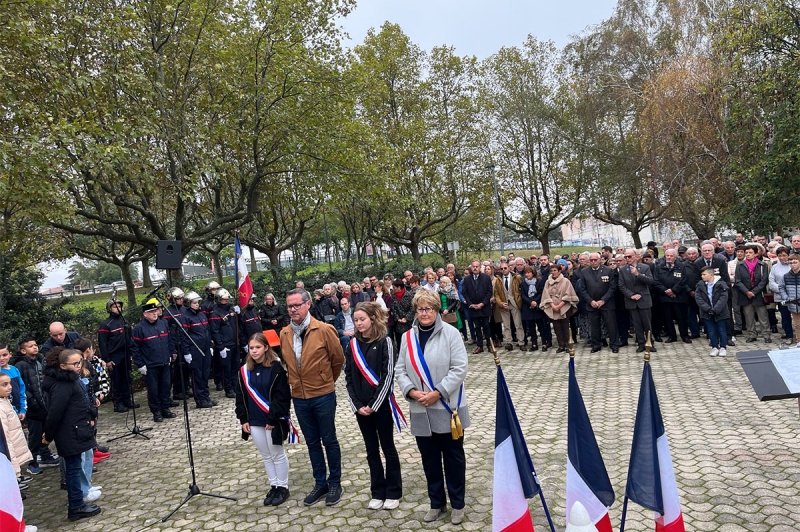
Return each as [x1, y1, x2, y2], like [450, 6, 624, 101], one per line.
[493, 365, 537, 532]
[0, 430, 25, 532]
[234, 232, 253, 308]
[624, 361, 685, 532]
[566, 357, 614, 532]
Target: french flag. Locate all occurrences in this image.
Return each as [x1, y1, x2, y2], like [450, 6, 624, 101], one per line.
[566, 357, 614, 532]
[622, 361, 685, 532]
[234, 232, 253, 308]
[492, 365, 537, 532]
[0, 430, 25, 532]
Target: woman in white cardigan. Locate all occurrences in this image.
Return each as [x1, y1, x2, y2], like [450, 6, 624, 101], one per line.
[395, 289, 470, 526]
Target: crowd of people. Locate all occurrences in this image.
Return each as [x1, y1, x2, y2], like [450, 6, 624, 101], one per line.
[5, 231, 799, 528]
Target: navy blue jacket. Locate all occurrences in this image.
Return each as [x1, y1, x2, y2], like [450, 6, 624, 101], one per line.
[210, 303, 239, 351]
[41, 331, 80, 357]
[181, 308, 212, 357]
[98, 314, 129, 363]
[130, 318, 174, 368]
[239, 306, 263, 344]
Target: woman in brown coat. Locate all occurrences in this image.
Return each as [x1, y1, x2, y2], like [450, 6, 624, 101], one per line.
[542, 263, 579, 352]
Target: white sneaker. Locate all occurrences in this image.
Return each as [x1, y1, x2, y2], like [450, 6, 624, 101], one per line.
[368, 499, 384, 510]
[383, 499, 400, 510]
[710, 348, 719, 357]
[795, 342, 800, 348]
[718, 348, 727, 357]
[24, 526, 38, 532]
[729, 336, 736, 346]
[84, 488, 102, 503]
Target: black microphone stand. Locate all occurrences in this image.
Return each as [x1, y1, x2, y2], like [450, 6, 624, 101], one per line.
[107, 289, 152, 442]
[135, 271, 235, 531]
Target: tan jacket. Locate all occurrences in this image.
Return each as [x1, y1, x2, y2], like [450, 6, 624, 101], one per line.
[280, 317, 345, 399]
[1, 397, 33, 476]
[542, 275, 579, 320]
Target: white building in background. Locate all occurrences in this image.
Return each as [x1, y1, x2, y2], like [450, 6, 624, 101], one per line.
[560, 217, 659, 247]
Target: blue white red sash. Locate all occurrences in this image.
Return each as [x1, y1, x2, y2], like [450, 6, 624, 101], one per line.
[240, 366, 299, 443]
[404, 330, 463, 415]
[350, 338, 407, 432]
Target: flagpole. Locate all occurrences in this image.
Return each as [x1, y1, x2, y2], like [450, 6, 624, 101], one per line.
[490, 341, 557, 532]
[619, 496, 629, 532]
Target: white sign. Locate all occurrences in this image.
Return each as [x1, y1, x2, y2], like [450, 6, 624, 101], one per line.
[447, 241, 459, 251]
[768, 349, 800, 393]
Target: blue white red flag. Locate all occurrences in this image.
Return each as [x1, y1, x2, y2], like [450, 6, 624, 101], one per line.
[624, 361, 685, 532]
[566, 358, 614, 532]
[234, 232, 253, 309]
[492, 365, 537, 532]
[0, 429, 25, 531]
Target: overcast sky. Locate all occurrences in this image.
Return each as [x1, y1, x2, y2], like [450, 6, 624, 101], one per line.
[40, 0, 619, 290]
[339, 0, 619, 58]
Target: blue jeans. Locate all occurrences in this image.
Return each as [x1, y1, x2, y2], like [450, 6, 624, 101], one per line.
[703, 318, 727, 348]
[64, 453, 84, 511]
[688, 304, 700, 336]
[293, 392, 341, 488]
[80, 448, 94, 496]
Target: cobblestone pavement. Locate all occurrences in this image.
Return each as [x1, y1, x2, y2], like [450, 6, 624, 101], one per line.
[21, 337, 800, 531]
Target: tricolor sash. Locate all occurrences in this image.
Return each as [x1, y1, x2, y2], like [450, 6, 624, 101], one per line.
[240, 366, 299, 444]
[349, 338, 407, 432]
[404, 329, 464, 439]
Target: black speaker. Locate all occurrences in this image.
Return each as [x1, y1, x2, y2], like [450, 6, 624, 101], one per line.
[156, 240, 182, 270]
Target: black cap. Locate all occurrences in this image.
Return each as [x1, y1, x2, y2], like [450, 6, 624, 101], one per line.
[677, 246, 688, 253]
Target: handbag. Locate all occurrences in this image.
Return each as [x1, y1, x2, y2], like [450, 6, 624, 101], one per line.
[762, 293, 774, 305]
[442, 312, 458, 324]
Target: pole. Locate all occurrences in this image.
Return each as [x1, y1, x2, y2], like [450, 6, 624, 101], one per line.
[619, 496, 629, 532]
[323, 208, 332, 273]
[487, 163, 503, 256]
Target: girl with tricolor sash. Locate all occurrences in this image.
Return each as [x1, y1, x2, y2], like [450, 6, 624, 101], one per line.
[344, 302, 403, 511]
[395, 289, 470, 526]
[235, 333, 292, 506]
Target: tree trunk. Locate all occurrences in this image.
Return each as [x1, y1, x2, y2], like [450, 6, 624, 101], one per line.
[249, 246, 258, 273]
[210, 251, 223, 284]
[631, 229, 643, 249]
[267, 251, 281, 282]
[141, 258, 151, 287]
[122, 263, 137, 308]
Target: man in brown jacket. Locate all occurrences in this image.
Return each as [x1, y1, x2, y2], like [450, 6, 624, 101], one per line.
[281, 288, 345, 507]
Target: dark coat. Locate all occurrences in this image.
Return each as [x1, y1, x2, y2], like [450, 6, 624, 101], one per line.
[235, 361, 291, 445]
[462, 273, 493, 318]
[735, 260, 770, 307]
[578, 266, 617, 310]
[349, 292, 368, 306]
[779, 269, 800, 314]
[259, 303, 288, 331]
[391, 288, 416, 335]
[694, 255, 732, 286]
[311, 297, 338, 323]
[180, 307, 212, 357]
[695, 280, 730, 321]
[519, 276, 547, 320]
[239, 306, 263, 344]
[210, 303, 239, 350]
[41, 331, 80, 357]
[130, 318, 175, 368]
[97, 314, 129, 363]
[618, 262, 654, 310]
[12, 353, 48, 420]
[652, 261, 690, 303]
[42, 367, 97, 457]
[344, 336, 394, 413]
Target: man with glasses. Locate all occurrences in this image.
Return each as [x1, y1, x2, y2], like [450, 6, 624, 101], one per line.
[579, 253, 620, 353]
[41, 322, 80, 356]
[618, 249, 657, 353]
[462, 260, 493, 354]
[280, 288, 345, 507]
[498, 262, 524, 351]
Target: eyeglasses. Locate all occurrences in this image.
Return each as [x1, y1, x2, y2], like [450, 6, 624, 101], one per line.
[287, 302, 307, 310]
[624, 255, 634, 258]
[65, 361, 83, 368]
[416, 307, 436, 314]
[589, 258, 600, 262]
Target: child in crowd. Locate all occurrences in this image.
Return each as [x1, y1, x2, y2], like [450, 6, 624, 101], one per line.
[74, 337, 111, 467]
[0, 373, 33, 478]
[695, 266, 730, 357]
[43, 348, 102, 521]
[0, 344, 26, 422]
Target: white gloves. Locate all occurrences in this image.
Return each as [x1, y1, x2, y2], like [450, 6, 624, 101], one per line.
[243, 345, 249, 353]
[233, 306, 240, 314]
[138, 366, 147, 375]
[220, 348, 228, 359]
[209, 348, 214, 357]
[184, 354, 193, 364]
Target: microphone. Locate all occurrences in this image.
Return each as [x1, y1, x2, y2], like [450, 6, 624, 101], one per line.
[146, 281, 167, 300]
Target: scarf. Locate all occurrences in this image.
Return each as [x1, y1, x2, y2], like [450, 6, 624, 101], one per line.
[745, 258, 758, 287]
[523, 277, 537, 297]
[394, 288, 405, 301]
[290, 313, 311, 367]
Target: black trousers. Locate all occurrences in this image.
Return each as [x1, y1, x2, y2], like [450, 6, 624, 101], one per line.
[588, 307, 619, 348]
[662, 301, 688, 339]
[416, 432, 465, 510]
[533, 317, 552, 345]
[471, 316, 492, 349]
[171, 357, 192, 397]
[144, 364, 172, 413]
[355, 407, 402, 500]
[109, 356, 132, 406]
[629, 307, 652, 347]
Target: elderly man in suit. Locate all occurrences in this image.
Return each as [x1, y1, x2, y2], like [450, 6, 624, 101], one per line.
[462, 259, 493, 354]
[618, 249, 657, 353]
[578, 252, 620, 353]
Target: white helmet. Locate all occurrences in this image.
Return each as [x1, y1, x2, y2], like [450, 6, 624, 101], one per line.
[215, 288, 231, 303]
[167, 287, 185, 303]
[204, 281, 221, 295]
[185, 291, 202, 303]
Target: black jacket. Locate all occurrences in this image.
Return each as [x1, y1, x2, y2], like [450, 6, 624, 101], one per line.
[695, 280, 730, 321]
[694, 255, 732, 286]
[390, 288, 416, 335]
[235, 361, 291, 445]
[259, 303, 288, 331]
[98, 313, 129, 363]
[210, 303, 239, 350]
[41, 331, 80, 357]
[311, 297, 338, 323]
[344, 336, 394, 413]
[12, 353, 48, 420]
[578, 266, 617, 309]
[462, 273, 493, 318]
[180, 307, 212, 357]
[42, 367, 97, 457]
[130, 318, 175, 368]
[239, 306, 263, 344]
[652, 261, 690, 303]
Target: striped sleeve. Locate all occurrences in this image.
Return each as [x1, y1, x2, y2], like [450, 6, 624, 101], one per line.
[370, 336, 394, 411]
